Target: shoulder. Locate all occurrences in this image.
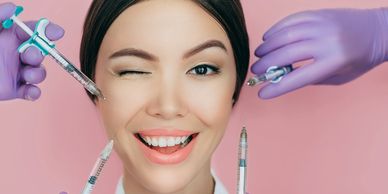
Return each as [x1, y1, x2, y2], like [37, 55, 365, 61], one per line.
[211, 169, 229, 194]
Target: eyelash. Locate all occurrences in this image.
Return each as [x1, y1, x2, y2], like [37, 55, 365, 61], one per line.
[117, 64, 220, 77]
[187, 64, 220, 76]
[118, 70, 151, 76]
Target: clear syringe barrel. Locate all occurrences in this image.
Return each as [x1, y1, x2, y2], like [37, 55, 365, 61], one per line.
[237, 127, 247, 194]
[34, 36, 102, 97]
[81, 158, 107, 194]
[50, 49, 99, 94]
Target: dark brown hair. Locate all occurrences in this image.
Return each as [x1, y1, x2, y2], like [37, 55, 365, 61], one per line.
[80, 0, 249, 105]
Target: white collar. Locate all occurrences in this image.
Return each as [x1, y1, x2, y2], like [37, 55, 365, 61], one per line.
[115, 169, 228, 194]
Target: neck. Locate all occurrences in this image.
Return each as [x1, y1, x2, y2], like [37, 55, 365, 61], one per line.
[122, 161, 214, 194]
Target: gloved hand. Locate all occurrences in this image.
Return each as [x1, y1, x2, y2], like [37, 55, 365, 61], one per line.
[251, 8, 388, 99]
[0, 2, 64, 101]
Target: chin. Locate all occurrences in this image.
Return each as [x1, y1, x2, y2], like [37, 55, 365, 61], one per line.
[130, 166, 196, 194]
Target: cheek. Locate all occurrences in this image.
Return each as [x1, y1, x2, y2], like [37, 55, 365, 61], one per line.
[184, 76, 236, 129]
[96, 77, 152, 135]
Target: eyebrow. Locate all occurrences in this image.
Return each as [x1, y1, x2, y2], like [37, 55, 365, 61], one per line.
[108, 39, 227, 61]
[183, 40, 227, 59]
[109, 48, 158, 61]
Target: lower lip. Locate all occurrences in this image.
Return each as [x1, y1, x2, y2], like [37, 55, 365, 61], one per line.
[135, 135, 197, 165]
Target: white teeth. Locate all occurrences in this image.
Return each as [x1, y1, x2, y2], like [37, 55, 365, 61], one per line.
[167, 137, 175, 146]
[151, 137, 158, 146]
[146, 137, 152, 145]
[159, 137, 167, 147]
[181, 136, 188, 143]
[139, 134, 193, 147]
[175, 137, 181, 144]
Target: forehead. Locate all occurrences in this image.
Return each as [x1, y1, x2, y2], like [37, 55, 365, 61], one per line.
[99, 0, 231, 58]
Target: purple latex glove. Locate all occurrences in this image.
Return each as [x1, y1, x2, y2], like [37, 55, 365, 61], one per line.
[0, 2, 64, 101]
[251, 8, 388, 99]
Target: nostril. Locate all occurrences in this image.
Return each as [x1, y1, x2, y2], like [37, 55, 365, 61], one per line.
[147, 108, 187, 120]
[145, 94, 188, 119]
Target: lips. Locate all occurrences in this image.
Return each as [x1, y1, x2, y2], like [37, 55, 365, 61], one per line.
[134, 129, 199, 165]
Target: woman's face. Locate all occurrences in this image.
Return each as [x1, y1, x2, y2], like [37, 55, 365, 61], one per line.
[95, 0, 236, 192]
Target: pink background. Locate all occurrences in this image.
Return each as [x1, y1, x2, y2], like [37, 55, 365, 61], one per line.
[1, 0, 388, 193]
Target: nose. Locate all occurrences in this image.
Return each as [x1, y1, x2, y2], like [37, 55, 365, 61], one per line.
[146, 76, 188, 120]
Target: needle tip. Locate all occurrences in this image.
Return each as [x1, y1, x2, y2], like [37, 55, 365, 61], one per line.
[98, 93, 106, 101]
[101, 140, 114, 160]
[246, 79, 256, 86]
[241, 126, 247, 138]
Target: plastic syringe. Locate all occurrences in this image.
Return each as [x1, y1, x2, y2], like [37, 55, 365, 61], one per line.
[2, 6, 105, 100]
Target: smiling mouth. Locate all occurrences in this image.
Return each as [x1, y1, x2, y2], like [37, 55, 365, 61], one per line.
[134, 133, 199, 154]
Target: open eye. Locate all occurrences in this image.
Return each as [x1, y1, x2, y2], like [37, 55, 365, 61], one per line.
[118, 70, 151, 76]
[187, 64, 220, 76]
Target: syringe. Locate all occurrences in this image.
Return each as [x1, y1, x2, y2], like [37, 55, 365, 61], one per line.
[237, 126, 247, 194]
[247, 65, 293, 86]
[81, 140, 114, 194]
[2, 6, 105, 100]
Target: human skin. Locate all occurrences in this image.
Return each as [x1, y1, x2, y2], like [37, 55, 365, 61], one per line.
[93, 0, 237, 193]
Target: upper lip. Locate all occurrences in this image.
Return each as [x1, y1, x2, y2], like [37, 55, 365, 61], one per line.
[135, 129, 197, 137]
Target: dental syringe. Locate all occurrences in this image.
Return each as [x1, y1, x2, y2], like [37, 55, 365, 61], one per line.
[2, 6, 105, 100]
[247, 65, 293, 86]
